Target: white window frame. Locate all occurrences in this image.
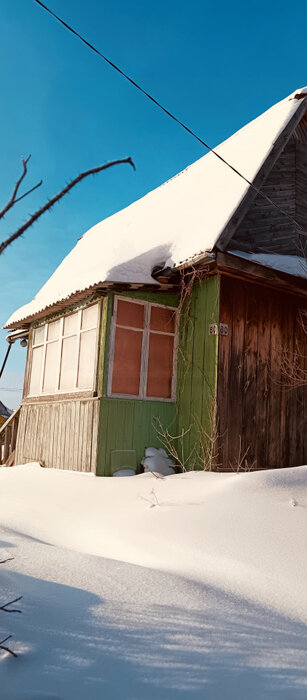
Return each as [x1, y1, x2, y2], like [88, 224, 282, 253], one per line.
[28, 304, 99, 397]
[107, 296, 179, 402]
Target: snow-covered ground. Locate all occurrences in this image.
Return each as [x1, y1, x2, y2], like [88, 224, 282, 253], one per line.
[1, 464, 307, 699]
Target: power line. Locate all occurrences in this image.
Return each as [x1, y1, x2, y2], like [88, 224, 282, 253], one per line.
[33, 0, 307, 238]
[0, 388, 22, 392]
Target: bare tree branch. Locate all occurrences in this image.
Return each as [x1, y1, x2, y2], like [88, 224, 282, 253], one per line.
[0, 635, 18, 658]
[13, 179, 43, 204]
[0, 157, 135, 255]
[0, 558, 14, 565]
[0, 156, 42, 220]
[0, 596, 22, 613]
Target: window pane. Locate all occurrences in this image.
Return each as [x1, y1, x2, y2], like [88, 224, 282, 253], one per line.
[77, 329, 97, 388]
[43, 341, 59, 393]
[33, 326, 45, 346]
[29, 346, 44, 395]
[63, 312, 78, 336]
[116, 299, 144, 329]
[112, 327, 142, 395]
[59, 335, 78, 391]
[81, 304, 98, 330]
[146, 333, 174, 398]
[47, 320, 60, 341]
[150, 306, 175, 333]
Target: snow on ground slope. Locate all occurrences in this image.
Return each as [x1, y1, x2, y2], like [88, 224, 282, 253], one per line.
[0, 464, 307, 699]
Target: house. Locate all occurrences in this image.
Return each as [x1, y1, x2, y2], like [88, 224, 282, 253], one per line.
[3, 87, 307, 473]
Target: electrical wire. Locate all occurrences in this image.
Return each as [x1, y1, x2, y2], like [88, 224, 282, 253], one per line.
[33, 0, 307, 237]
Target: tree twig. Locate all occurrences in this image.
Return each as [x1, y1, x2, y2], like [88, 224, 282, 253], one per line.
[0, 635, 18, 658]
[0, 596, 22, 613]
[0, 156, 42, 220]
[0, 557, 14, 565]
[0, 157, 135, 255]
[13, 179, 43, 204]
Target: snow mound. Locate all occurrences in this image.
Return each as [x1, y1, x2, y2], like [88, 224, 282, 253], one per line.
[1, 463, 307, 622]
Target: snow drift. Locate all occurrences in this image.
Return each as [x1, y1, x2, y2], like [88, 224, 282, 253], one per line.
[1, 463, 307, 622]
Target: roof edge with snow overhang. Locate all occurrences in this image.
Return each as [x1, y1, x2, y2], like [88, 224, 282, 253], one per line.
[5, 87, 307, 329]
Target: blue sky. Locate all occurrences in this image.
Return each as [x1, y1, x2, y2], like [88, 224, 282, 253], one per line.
[1, 0, 306, 408]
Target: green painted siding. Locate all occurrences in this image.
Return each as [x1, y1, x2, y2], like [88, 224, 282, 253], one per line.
[176, 275, 220, 469]
[96, 281, 220, 475]
[96, 398, 176, 475]
[96, 289, 178, 475]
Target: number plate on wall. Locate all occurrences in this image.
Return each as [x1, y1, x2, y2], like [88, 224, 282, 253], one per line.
[209, 323, 228, 336]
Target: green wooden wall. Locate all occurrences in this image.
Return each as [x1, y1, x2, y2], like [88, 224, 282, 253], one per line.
[96, 398, 176, 476]
[96, 280, 220, 475]
[176, 275, 220, 469]
[96, 289, 178, 476]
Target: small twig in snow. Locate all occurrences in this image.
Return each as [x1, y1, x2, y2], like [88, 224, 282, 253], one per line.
[0, 558, 14, 565]
[0, 596, 22, 613]
[147, 468, 165, 480]
[0, 635, 18, 658]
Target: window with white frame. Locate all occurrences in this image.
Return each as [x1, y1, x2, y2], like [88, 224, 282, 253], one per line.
[28, 304, 99, 396]
[108, 297, 178, 401]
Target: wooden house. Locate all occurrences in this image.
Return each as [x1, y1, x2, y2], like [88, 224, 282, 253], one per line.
[3, 88, 307, 473]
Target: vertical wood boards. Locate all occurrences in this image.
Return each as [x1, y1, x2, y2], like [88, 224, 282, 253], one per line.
[15, 398, 100, 472]
[218, 275, 306, 469]
[229, 139, 297, 254]
[96, 398, 176, 476]
[96, 288, 179, 475]
[176, 275, 220, 469]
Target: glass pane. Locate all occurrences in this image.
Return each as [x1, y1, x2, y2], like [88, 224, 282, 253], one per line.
[81, 304, 98, 330]
[47, 320, 60, 341]
[77, 329, 97, 388]
[150, 306, 175, 333]
[112, 327, 142, 395]
[43, 341, 59, 393]
[146, 333, 174, 398]
[63, 312, 78, 336]
[116, 299, 144, 329]
[28, 346, 44, 395]
[33, 326, 45, 346]
[59, 335, 78, 391]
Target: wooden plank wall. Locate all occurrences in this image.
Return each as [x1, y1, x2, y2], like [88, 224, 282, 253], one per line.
[176, 275, 220, 469]
[97, 398, 176, 475]
[218, 276, 306, 470]
[15, 398, 100, 472]
[229, 138, 297, 254]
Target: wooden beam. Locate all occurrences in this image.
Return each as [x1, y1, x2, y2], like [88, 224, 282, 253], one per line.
[216, 252, 307, 297]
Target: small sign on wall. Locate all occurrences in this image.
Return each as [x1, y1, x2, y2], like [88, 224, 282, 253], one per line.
[209, 323, 228, 336]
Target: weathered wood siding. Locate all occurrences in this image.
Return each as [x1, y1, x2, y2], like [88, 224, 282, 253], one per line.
[218, 275, 306, 470]
[230, 116, 307, 255]
[176, 275, 220, 469]
[97, 398, 176, 475]
[15, 398, 100, 472]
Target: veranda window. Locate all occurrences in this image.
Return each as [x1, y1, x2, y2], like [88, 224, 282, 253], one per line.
[28, 304, 99, 396]
[108, 297, 178, 400]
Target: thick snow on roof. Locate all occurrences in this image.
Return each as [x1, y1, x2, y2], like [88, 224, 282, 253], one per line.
[230, 250, 307, 279]
[6, 87, 307, 327]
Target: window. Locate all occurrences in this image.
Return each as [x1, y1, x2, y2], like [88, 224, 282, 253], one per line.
[108, 297, 178, 400]
[28, 304, 99, 396]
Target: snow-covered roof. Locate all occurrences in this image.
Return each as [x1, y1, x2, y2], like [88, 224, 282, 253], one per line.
[6, 87, 307, 328]
[230, 251, 307, 279]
